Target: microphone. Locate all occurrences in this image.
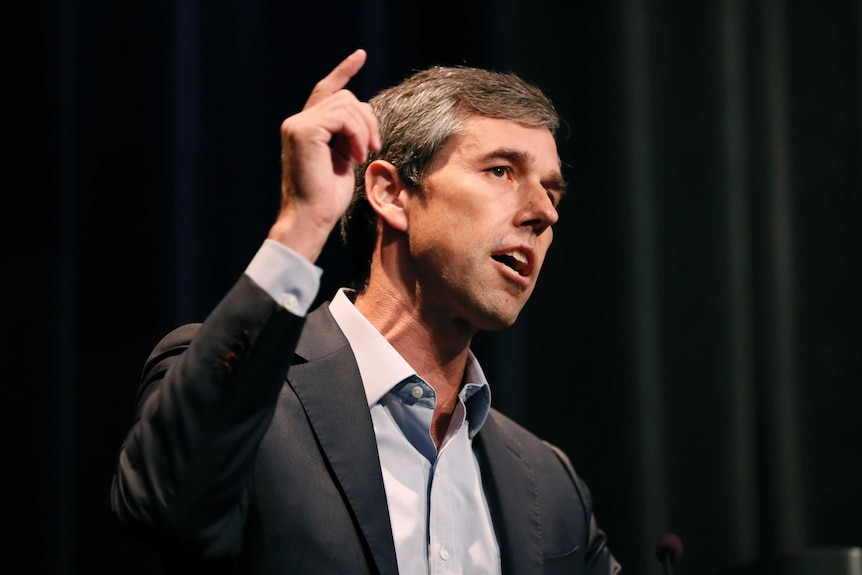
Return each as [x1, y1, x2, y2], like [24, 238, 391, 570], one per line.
[655, 532, 684, 575]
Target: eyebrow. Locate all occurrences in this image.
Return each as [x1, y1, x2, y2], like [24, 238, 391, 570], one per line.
[479, 147, 569, 196]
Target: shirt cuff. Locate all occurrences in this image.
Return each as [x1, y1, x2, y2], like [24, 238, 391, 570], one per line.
[244, 239, 323, 316]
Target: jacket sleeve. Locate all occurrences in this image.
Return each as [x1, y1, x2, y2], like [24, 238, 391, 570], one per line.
[110, 274, 305, 560]
[545, 442, 623, 575]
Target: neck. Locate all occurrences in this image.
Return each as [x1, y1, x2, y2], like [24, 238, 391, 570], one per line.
[354, 284, 473, 445]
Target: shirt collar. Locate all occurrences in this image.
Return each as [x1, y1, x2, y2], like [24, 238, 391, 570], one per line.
[461, 356, 492, 438]
[328, 288, 492, 436]
[329, 288, 415, 406]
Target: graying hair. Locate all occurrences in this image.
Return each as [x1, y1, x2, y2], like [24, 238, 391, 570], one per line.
[340, 65, 560, 290]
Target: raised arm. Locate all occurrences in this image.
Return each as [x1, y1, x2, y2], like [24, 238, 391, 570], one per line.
[111, 50, 378, 559]
[268, 48, 381, 263]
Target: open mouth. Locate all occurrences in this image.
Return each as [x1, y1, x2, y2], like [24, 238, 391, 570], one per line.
[491, 250, 531, 277]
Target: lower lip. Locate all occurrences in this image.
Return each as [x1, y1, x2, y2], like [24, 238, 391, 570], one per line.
[492, 259, 531, 287]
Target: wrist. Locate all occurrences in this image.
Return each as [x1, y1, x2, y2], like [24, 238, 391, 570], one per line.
[267, 209, 334, 264]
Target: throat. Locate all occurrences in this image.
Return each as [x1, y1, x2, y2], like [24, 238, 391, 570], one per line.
[430, 410, 454, 450]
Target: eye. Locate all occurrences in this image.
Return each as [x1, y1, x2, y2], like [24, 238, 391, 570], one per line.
[488, 166, 511, 178]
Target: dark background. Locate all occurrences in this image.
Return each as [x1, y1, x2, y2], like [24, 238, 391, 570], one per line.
[5, 0, 861, 574]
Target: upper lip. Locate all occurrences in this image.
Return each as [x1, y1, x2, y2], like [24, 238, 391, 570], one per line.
[491, 246, 535, 278]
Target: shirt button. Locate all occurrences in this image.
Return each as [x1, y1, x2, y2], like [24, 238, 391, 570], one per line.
[282, 293, 299, 309]
[411, 386, 424, 399]
[439, 548, 449, 561]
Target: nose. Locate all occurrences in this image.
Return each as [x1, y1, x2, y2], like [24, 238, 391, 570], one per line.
[518, 183, 559, 233]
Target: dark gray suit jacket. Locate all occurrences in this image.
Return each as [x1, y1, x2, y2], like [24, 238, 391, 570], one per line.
[112, 274, 621, 574]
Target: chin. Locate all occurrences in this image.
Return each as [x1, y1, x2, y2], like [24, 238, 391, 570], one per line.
[473, 305, 522, 332]
[459, 287, 528, 331]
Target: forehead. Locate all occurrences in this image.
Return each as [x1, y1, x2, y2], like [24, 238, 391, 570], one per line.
[449, 115, 561, 166]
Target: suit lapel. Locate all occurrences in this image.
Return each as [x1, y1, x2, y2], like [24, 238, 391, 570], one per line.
[476, 411, 543, 575]
[289, 306, 399, 575]
[289, 306, 545, 575]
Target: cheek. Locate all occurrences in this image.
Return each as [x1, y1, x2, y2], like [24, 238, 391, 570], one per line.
[411, 194, 487, 242]
[406, 207, 459, 266]
[535, 231, 555, 267]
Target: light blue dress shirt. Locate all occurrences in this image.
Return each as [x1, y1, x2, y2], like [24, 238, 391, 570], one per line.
[246, 240, 502, 574]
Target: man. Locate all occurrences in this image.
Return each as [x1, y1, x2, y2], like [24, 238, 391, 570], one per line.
[111, 48, 621, 574]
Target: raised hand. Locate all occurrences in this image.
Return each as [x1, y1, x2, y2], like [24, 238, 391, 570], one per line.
[269, 49, 381, 262]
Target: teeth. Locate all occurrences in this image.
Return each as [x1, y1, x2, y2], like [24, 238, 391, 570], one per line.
[507, 250, 527, 264]
[492, 250, 530, 276]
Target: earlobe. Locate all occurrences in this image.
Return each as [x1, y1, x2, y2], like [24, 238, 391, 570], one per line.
[365, 160, 409, 232]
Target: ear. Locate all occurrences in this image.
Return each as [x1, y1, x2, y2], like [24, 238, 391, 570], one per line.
[364, 160, 409, 232]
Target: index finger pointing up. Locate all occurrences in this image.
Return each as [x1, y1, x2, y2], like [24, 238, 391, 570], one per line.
[303, 49, 368, 110]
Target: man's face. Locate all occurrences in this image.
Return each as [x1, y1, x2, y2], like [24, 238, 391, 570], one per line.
[405, 115, 565, 332]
